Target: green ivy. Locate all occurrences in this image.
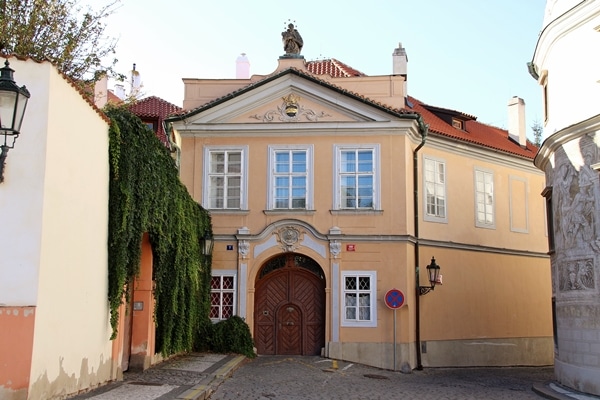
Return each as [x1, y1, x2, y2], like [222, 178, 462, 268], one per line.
[105, 104, 212, 356]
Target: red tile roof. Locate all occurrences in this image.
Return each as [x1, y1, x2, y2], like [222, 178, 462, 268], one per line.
[408, 96, 538, 159]
[129, 96, 182, 146]
[306, 58, 367, 77]
[303, 58, 537, 159]
[129, 95, 181, 118]
[106, 90, 122, 104]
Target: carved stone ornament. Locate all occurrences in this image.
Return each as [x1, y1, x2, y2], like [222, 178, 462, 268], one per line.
[330, 240, 341, 258]
[276, 226, 301, 252]
[238, 240, 249, 259]
[559, 258, 595, 292]
[249, 94, 331, 122]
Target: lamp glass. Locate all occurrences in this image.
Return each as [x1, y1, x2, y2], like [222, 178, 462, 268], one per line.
[0, 60, 30, 138]
[13, 91, 28, 132]
[426, 258, 440, 285]
[0, 90, 18, 130]
[201, 234, 214, 256]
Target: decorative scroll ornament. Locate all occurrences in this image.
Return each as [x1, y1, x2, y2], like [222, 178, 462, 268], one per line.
[249, 94, 330, 122]
[330, 240, 341, 258]
[238, 240, 249, 259]
[276, 226, 301, 252]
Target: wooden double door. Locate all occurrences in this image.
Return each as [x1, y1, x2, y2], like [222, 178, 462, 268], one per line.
[254, 254, 325, 355]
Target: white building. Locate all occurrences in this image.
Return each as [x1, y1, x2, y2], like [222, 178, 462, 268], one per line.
[0, 57, 114, 399]
[531, 0, 600, 396]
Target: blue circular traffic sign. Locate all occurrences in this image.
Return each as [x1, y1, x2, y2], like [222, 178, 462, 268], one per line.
[384, 288, 405, 309]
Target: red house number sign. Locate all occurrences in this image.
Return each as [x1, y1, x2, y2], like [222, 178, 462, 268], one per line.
[346, 244, 356, 251]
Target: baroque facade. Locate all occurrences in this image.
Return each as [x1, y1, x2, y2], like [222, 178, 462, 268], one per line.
[167, 35, 552, 370]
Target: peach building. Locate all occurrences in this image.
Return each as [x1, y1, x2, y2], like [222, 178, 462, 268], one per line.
[166, 37, 553, 369]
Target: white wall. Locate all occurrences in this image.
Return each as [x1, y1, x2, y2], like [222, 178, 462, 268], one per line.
[0, 61, 49, 306]
[0, 58, 114, 398]
[534, 1, 600, 140]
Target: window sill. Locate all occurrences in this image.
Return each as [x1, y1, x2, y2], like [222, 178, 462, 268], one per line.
[330, 210, 383, 216]
[341, 321, 377, 328]
[207, 209, 250, 215]
[263, 209, 316, 216]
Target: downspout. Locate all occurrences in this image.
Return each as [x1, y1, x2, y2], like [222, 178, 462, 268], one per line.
[412, 116, 428, 370]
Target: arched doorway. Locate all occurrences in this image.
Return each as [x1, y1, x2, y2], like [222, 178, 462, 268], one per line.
[254, 253, 325, 355]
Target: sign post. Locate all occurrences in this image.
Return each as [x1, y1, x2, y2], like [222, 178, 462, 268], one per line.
[384, 288, 405, 371]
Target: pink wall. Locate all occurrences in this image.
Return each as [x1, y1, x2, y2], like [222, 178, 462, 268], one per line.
[0, 307, 35, 397]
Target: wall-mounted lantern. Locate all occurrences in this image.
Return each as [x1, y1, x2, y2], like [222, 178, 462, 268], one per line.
[419, 257, 441, 296]
[200, 231, 214, 256]
[0, 60, 30, 183]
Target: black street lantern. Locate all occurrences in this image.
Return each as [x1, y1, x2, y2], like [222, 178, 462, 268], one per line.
[0, 59, 30, 183]
[200, 232, 214, 256]
[419, 257, 441, 296]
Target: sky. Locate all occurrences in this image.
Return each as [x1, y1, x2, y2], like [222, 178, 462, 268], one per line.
[99, 0, 547, 137]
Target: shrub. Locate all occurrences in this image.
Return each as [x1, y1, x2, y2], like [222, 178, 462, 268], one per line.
[195, 316, 256, 358]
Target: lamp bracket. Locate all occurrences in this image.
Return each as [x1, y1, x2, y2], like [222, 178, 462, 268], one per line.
[419, 286, 434, 296]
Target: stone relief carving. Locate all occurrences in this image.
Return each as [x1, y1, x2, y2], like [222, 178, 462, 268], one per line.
[249, 94, 330, 122]
[238, 240, 249, 259]
[276, 226, 302, 252]
[330, 240, 341, 258]
[558, 258, 595, 292]
[553, 137, 600, 252]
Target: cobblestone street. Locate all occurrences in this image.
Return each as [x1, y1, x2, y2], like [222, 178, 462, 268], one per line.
[209, 356, 554, 400]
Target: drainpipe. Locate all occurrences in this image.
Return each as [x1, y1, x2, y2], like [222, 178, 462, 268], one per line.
[412, 116, 428, 370]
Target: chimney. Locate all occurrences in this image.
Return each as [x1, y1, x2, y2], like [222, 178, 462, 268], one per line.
[131, 63, 142, 99]
[393, 43, 408, 105]
[508, 96, 527, 147]
[236, 53, 250, 79]
[392, 43, 407, 76]
[94, 74, 108, 108]
[114, 84, 126, 100]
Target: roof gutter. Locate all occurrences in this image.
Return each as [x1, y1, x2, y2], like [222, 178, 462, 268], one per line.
[412, 115, 428, 370]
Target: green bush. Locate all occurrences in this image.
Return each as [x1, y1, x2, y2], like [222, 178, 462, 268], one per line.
[195, 316, 256, 358]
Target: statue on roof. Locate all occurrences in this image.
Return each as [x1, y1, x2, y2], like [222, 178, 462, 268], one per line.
[282, 22, 303, 55]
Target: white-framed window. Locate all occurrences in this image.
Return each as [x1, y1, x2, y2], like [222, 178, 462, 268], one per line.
[423, 156, 447, 222]
[452, 118, 463, 130]
[474, 168, 495, 228]
[268, 145, 313, 210]
[334, 145, 380, 210]
[203, 146, 248, 210]
[210, 271, 237, 321]
[341, 271, 377, 327]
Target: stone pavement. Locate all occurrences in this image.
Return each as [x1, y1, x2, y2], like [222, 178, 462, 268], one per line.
[67, 354, 600, 400]
[207, 356, 599, 400]
[68, 353, 245, 400]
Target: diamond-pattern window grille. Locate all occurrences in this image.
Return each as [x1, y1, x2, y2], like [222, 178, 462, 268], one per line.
[343, 274, 374, 323]
[210, 274, 236, 321]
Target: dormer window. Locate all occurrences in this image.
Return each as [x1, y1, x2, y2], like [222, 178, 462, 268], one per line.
[422, 104, 475, 131]
[452, 118, 463, 130]
[143, 120, 158, 133]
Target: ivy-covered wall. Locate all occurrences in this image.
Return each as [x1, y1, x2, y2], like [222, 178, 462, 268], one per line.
[105, 105, 212, 356]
